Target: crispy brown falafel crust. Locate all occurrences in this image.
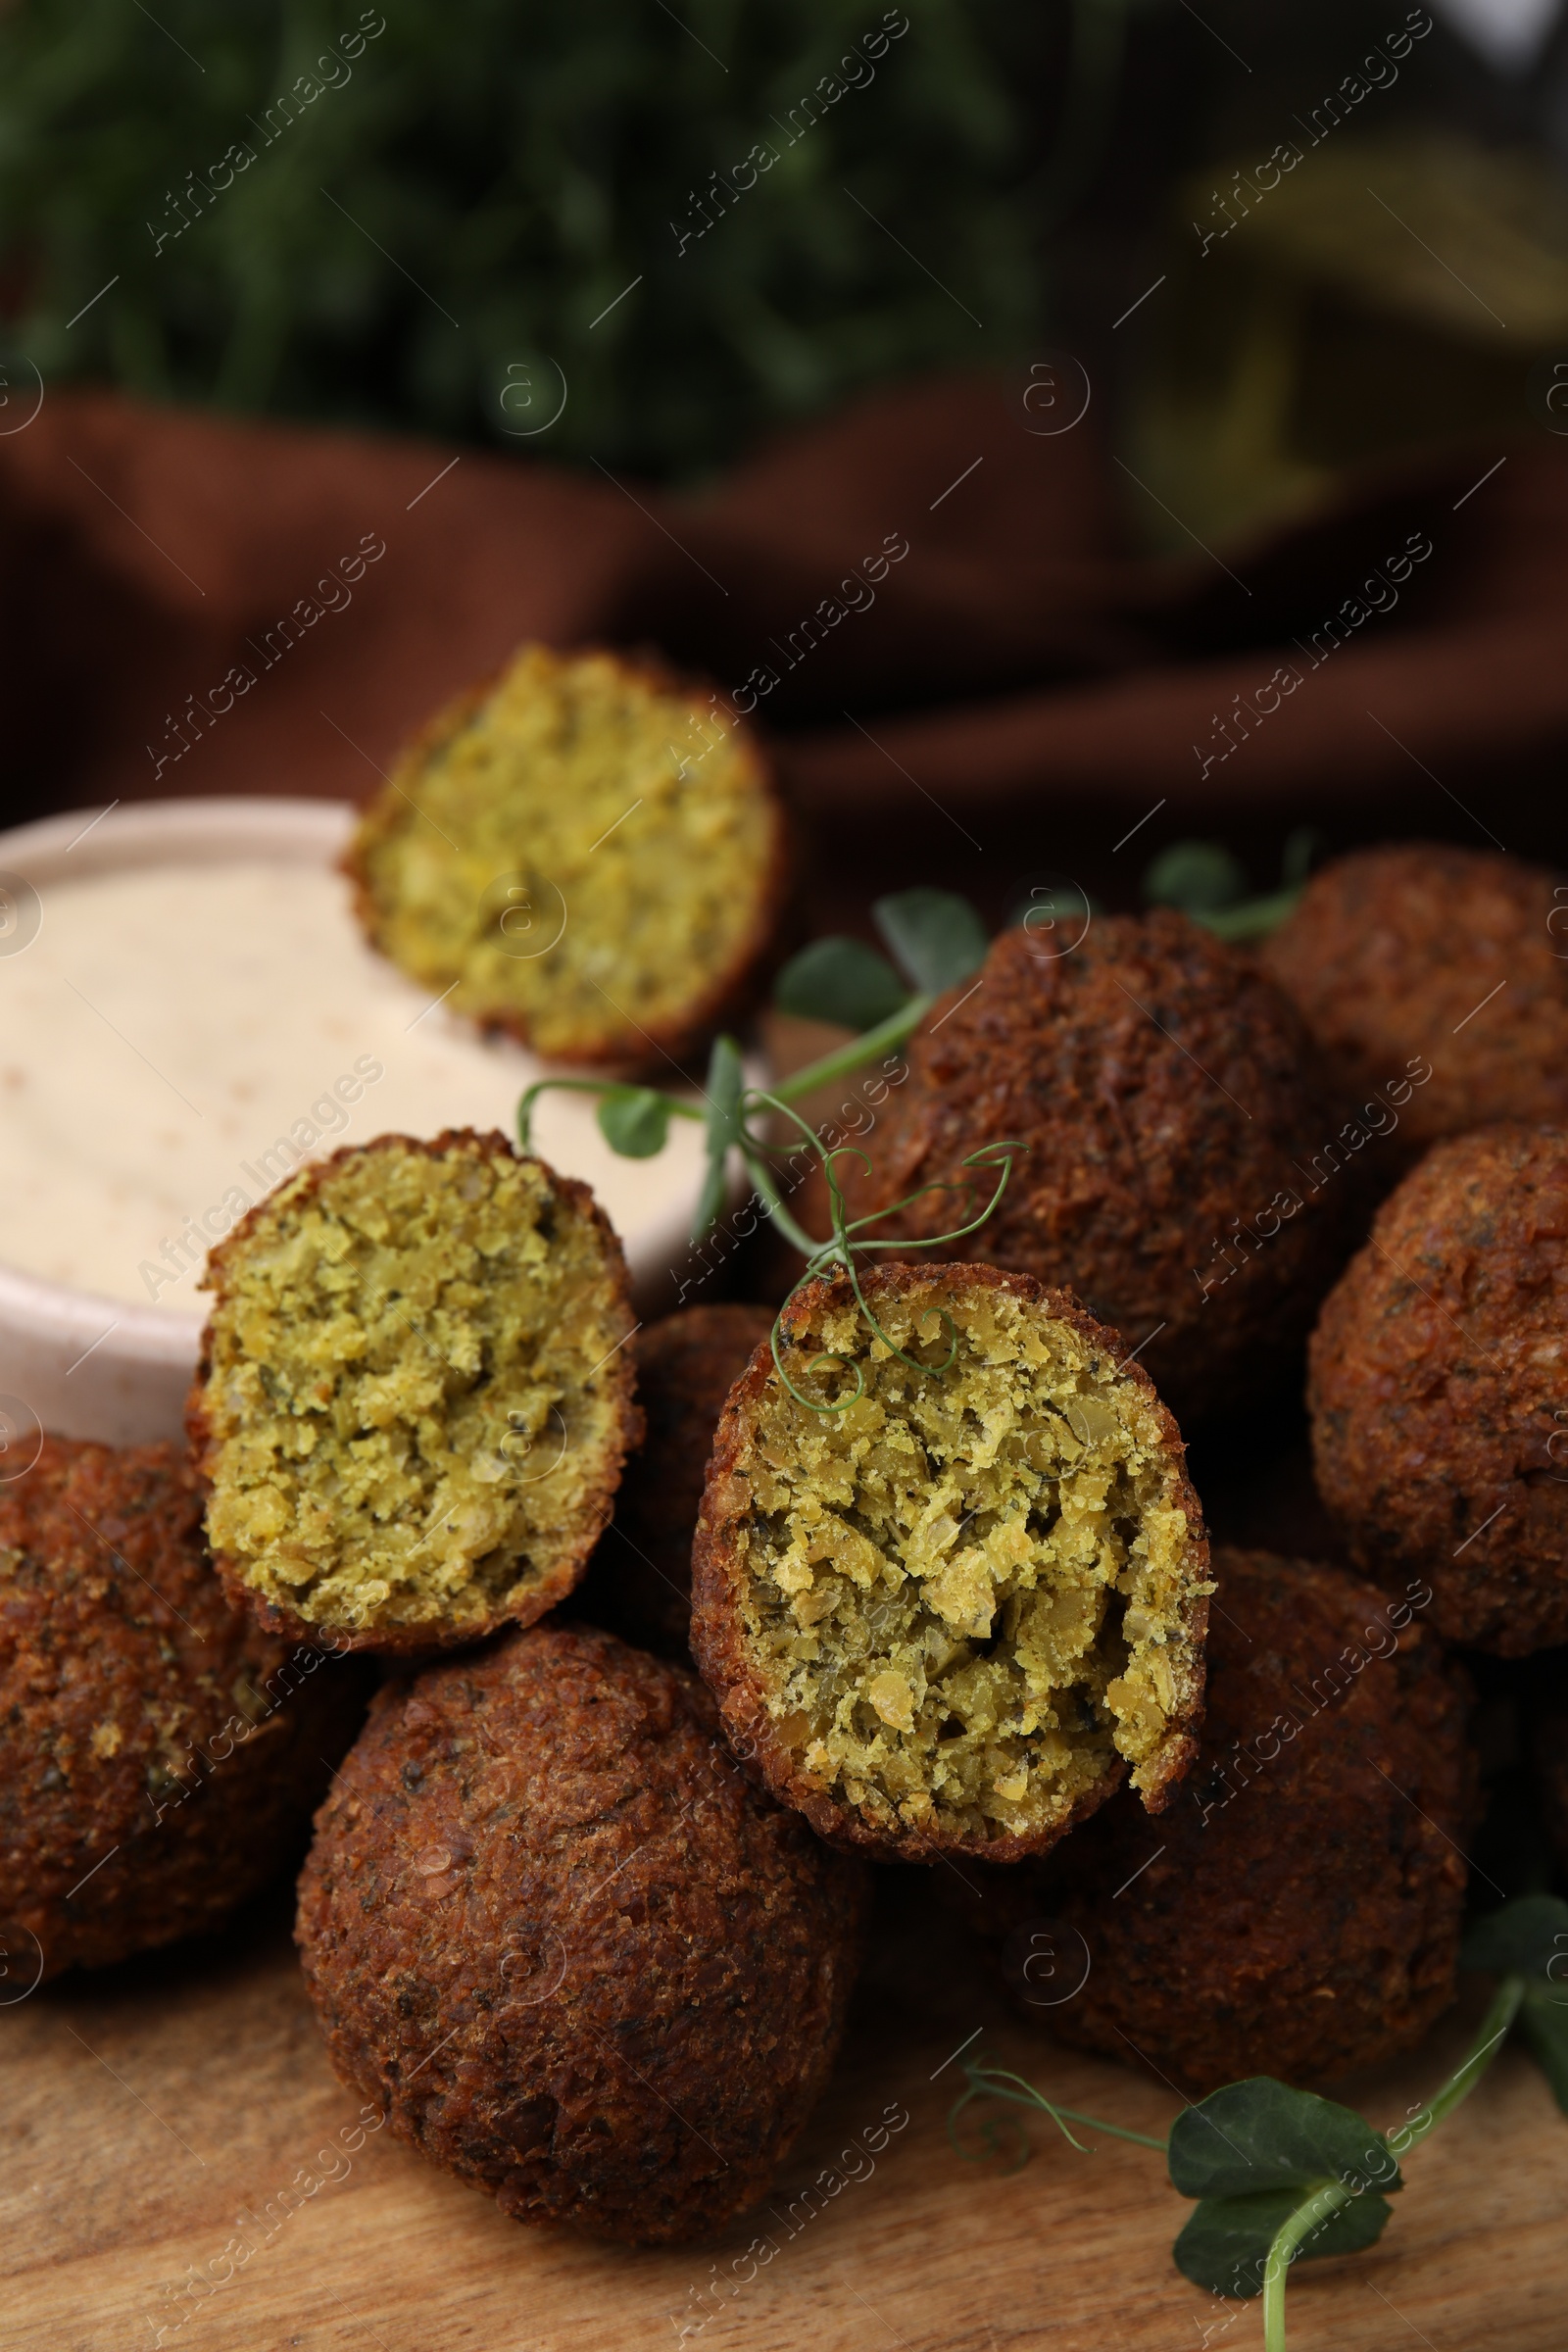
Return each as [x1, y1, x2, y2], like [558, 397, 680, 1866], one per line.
[346, 645, 791, 1077]
[0, 1438, 368, 1981]
[978, 1548, 1473, 2095]
[576, 1303, 777, 1656]
[829, 914, 1346, 1426]
[295, 1622, 866, 2245]
[1264, 845, 1568, 1156]
[1308, 1124, 1568, 1655]
[691, 1263, 1209, 1865]
[188, 1130, 642, 1656]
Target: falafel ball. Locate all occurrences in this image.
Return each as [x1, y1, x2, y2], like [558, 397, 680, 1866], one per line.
[0, 1437, 368, 1983]
[577, 1302, 777, 1655]
[347, 644, 789, 1073]
[189, 1130, 642, 1655]
[295, 1622, 866, 2245]
[978, 1547, 1473, 2095]
[828, 913, 1346, 1426]
[689, 1263, 1210, 1864]
[1264, 845, 1568, 1156]
[1308, 1123, 1568, 1655]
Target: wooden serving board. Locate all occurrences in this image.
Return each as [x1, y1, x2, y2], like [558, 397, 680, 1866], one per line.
[6, 1873, 1565, 2352]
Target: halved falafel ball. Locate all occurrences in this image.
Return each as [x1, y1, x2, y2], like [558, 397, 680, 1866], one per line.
[828, 913, 1346, 1426]
[347, 643, 789, 1072]
[1264, 844, 1568, 1154]
[0, 1437, 368, 1983]
[295, 1622, 867, 2245]
[577, 1302, 778, 1656]
[189, 1130, 641, 1654]
[689, 1263, 1210, 1863]
[1308, 1124, 1568, 1655]
[986, 1547, 1473, 2095]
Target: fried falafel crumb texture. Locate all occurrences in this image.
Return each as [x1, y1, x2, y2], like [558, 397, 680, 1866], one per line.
[350, 644, 780, 1060]
[197, 1136, 633, 1640]
[720, 1282, 1206, 1842]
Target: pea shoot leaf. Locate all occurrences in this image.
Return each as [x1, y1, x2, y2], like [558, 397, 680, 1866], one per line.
[1167, 2079, 1399, 2202]
[1465, 1896, 1568, 2119]
[596, 1088, 671, 1158]
[1173, 2184, 1396, 2299]
[873, 889, 988, 996]
[1461, 1893, 1568, 1981]
[692, 1034, 746, 1241]
[1144, 841, 1250, 914]
[773, 936, 909, 1031]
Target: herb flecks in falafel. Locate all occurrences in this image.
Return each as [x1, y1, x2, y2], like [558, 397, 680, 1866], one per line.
[692, 1264, 1209, 1862]
[190, 1131, 640, 1651]
[348, 644, 787, 1069]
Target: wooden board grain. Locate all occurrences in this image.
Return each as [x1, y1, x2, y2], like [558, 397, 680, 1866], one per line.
[4, 1874, 1564, 2352]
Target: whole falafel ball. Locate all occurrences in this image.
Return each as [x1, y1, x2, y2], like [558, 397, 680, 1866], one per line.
[1308, 1124, 1568, 1655]
[189, 1130, 642, 1655]
[829, 913, 1346, 1426]
[690, 1262, 1210, 1864]
[295, 1622, 867, 2246]
[1263, 844, 1568, 1155]
[0, 1437, 368, 1984]
[981, 1547, 1473, 2095]
[577, 1303, 777, 1655]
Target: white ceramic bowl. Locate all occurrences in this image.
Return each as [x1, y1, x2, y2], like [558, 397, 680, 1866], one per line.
[0, 798, 717, 1448]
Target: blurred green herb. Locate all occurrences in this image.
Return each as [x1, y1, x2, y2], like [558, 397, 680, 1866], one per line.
[773, 885, 988, 1029]
[950, 1894, 1568, 2350]
[774, 934, 910, 1031]
[1144, 828, 1319, 941]
[0, 0, 1054, 476]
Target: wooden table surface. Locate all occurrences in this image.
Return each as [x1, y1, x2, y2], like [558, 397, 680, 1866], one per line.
[5, 1872, 1564, 2352]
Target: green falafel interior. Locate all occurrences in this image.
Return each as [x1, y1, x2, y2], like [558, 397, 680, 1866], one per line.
[190, 1131, 639, 1649]
[696, 1270, 1208, 1853]
[347, 643, 785, 1068]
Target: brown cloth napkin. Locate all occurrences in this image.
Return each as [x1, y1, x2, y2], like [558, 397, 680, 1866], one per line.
[4, 373, 1563, 924]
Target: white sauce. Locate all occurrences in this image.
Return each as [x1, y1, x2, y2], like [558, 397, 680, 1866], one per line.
[0, 860, 706, 1311]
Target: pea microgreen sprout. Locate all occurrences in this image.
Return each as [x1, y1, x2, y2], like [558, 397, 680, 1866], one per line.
[745, 1096, 1025, 1411]
[949, 1892, 1568, 2350]
[515, 888, 1018, 1388]
[950, 2056, 1168, 2164]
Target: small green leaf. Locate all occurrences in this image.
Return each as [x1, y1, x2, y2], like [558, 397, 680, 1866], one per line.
[873, 889, 988, 995]
[692, 1035, 746, 1240]
[596, 1088, 671, 1158]
[1461, 1892, 1568, 1981]
[773, 936, 910, 1031]
[1520, 1986, 1568, 2116]
[1144, 841, 1250, 914]
[1173, 2185, 1396, 2299]
[1167, 2079, 1399, 2202]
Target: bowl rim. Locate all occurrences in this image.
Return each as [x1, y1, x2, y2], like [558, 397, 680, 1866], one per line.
[0, 795, 360, 1352]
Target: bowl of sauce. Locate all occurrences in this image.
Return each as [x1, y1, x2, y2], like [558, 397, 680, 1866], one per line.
[0, 798, 714, 1447]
